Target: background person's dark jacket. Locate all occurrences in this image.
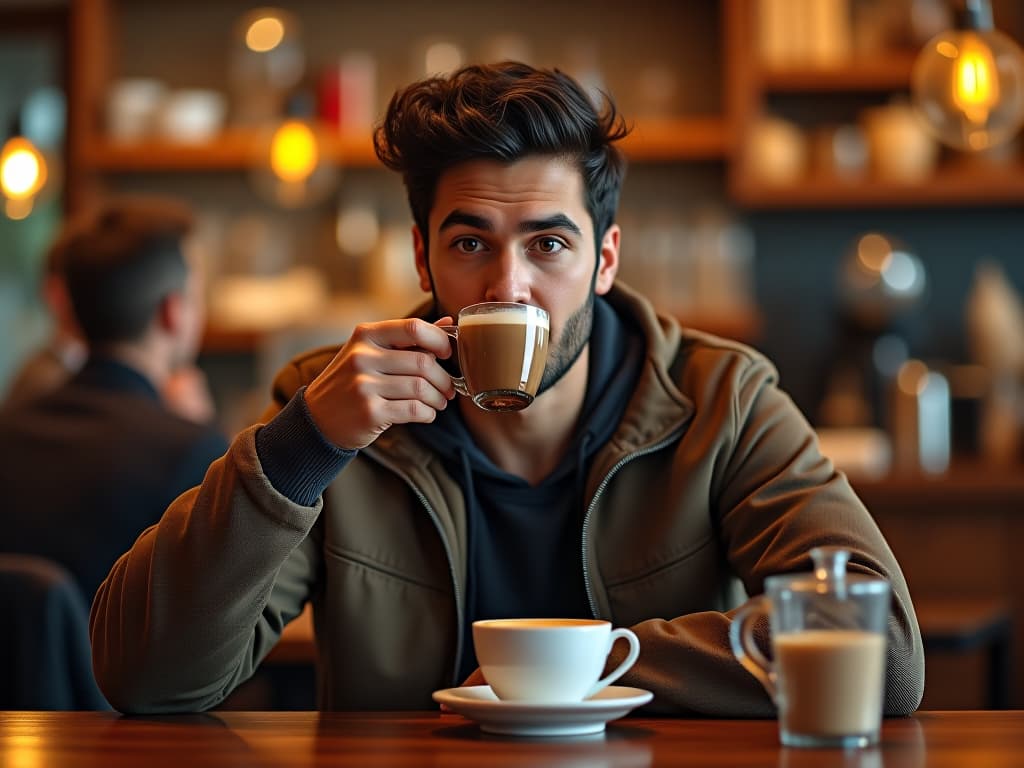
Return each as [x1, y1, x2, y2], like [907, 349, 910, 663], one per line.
[0, 356, 228, 601]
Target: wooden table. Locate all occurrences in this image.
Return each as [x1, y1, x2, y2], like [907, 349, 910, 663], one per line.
[3, 710, 1024, 767]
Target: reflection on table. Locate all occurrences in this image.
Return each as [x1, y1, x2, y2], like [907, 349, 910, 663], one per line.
[3, 710, 1024, 767]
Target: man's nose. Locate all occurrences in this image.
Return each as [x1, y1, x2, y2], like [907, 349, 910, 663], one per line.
[483, 250, 531, 304]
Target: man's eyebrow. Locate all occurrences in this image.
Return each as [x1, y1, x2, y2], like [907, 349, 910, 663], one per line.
[439, 211, 493, 232]
[518, 214, 582, 237]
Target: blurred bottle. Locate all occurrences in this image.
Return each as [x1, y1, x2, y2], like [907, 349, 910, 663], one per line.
[890, 359, 951, 475]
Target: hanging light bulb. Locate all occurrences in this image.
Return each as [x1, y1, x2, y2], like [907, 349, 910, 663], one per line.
[911, 0, 1024, 151]
[269, 119, 318, 184]
[1, 135, 48, 220]
[251, 98, 337, 208]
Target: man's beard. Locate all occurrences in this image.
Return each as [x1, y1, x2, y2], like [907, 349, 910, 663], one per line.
[537, 291, 593, 395]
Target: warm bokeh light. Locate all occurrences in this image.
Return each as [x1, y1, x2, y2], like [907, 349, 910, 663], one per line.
[1, 137, 48, 200]
[269, 119, 318, 184]
[855, 233, 892, 273]
[952, 34, 1000, 125]
[5, 197, 34, 220]
[245, 15, 286, 52]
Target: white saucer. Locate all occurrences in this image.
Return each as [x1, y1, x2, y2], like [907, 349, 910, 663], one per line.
[432, 685, 653, 737]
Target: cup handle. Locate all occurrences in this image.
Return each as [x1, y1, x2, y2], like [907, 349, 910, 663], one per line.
[728, 596, 777, 699]
[586, 627, 641, 699]
[437, 326, 470, 398]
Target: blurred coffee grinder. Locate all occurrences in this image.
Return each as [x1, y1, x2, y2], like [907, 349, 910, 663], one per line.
[818, 233, 946, 474]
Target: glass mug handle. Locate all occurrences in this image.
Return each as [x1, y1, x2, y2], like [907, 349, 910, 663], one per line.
[585, 627, 641, 699]
[437, 325, 470, 398]
[729, 596, 777, 699]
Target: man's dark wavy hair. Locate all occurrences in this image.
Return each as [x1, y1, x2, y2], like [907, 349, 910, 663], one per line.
[374, 61, 629, 254]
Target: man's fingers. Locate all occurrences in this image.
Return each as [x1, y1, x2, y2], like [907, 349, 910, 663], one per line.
[357, 318, 452, 358]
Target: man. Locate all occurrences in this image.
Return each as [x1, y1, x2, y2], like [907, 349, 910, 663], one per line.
[2, 217, 218, 426]
[0, 198, 228, 602]
[91, 63, 924, 716]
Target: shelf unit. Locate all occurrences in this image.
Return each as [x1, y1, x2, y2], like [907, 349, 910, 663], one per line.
[723, 0, 1024, 210]
[62, 0, 1024, 355]
[79, 116, 730, 173]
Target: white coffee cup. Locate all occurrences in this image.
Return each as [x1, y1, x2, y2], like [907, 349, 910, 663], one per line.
[472, 618, 641, 704]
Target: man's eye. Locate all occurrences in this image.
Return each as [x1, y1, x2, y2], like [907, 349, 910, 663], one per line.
[535, 237, 565, 254]
[536, 237, 569, 256]
[454, 238, 483, 253]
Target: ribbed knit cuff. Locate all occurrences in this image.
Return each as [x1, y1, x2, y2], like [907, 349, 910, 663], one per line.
[255, 386, 356, 506]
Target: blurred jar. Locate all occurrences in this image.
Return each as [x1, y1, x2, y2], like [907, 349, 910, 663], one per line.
[747, 116, 808, 185]
[106, 78, 166, 142]
[157, 89, 227, 144]
[812, 123, 869, 181]
[861, 103, 938, 182]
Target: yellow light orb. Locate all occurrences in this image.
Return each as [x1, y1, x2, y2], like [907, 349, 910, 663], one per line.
[0, 137, 48, 200]
[269, 120, 318, 184]
[245, 15, 286, 53]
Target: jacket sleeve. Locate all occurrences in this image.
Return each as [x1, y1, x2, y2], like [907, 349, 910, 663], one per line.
[89, 423, 323, 713]
[620, 352, 925, 717]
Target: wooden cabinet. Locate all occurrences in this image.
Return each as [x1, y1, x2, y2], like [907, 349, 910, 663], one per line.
[724, 0, 1024, 208]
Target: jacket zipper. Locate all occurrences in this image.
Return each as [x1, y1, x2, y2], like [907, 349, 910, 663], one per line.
[580, 428, 686, 618]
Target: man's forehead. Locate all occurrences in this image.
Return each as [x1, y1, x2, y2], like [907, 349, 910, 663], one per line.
[430, 156, 588, 226]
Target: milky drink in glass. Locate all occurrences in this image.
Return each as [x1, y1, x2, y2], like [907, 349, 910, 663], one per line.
[443, 302, 549, 412]
[729, 547, 891, 748]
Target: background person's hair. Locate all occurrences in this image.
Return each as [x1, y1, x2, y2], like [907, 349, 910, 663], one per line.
[374, 61, 629, 255]
[57, 198, 194, 346]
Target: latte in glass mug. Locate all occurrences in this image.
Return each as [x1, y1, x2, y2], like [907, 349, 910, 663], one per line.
[442, 302, 549, 412]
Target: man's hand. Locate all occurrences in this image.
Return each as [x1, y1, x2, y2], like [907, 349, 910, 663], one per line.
[304, 317, 456, 450]
[163, 365, 217, 425]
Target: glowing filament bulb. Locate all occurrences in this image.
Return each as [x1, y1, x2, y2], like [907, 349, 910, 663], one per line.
[953, 34, 1000, 124]
[0, 137, 47, 200]
[270, 120, 318, 184]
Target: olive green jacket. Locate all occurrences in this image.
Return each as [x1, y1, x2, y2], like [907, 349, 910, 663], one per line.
[91, 283, 925, 715]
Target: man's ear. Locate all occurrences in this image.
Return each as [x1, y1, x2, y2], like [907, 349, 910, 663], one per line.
[594, 224, 620, 296]
[412, 225, 433, 293]
[157, 291, 183, 333]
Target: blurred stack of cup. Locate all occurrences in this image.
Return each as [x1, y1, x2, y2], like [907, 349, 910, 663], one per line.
[618, 205, 755, 324]
[106, 78, 227, 144]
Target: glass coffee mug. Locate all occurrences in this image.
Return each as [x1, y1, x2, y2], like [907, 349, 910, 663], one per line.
[729, 547, 891, 748]
[439, 302, 549, 412]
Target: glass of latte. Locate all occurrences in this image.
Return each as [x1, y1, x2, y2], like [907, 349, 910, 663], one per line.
[729, 547, 891, 749]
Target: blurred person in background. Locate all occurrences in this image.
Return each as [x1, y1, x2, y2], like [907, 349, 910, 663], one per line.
[2, 216, 218, 425]
[2, 240, 87, 410]
[0, 197, 229, 601]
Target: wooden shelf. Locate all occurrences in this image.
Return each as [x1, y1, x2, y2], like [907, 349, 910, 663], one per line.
[80, 117, 729, 173]
[732, 167, 1024, 208]
[621, 116, 729, 161]
[759, 53, 918, 93]
[81, 129, 379, 171]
